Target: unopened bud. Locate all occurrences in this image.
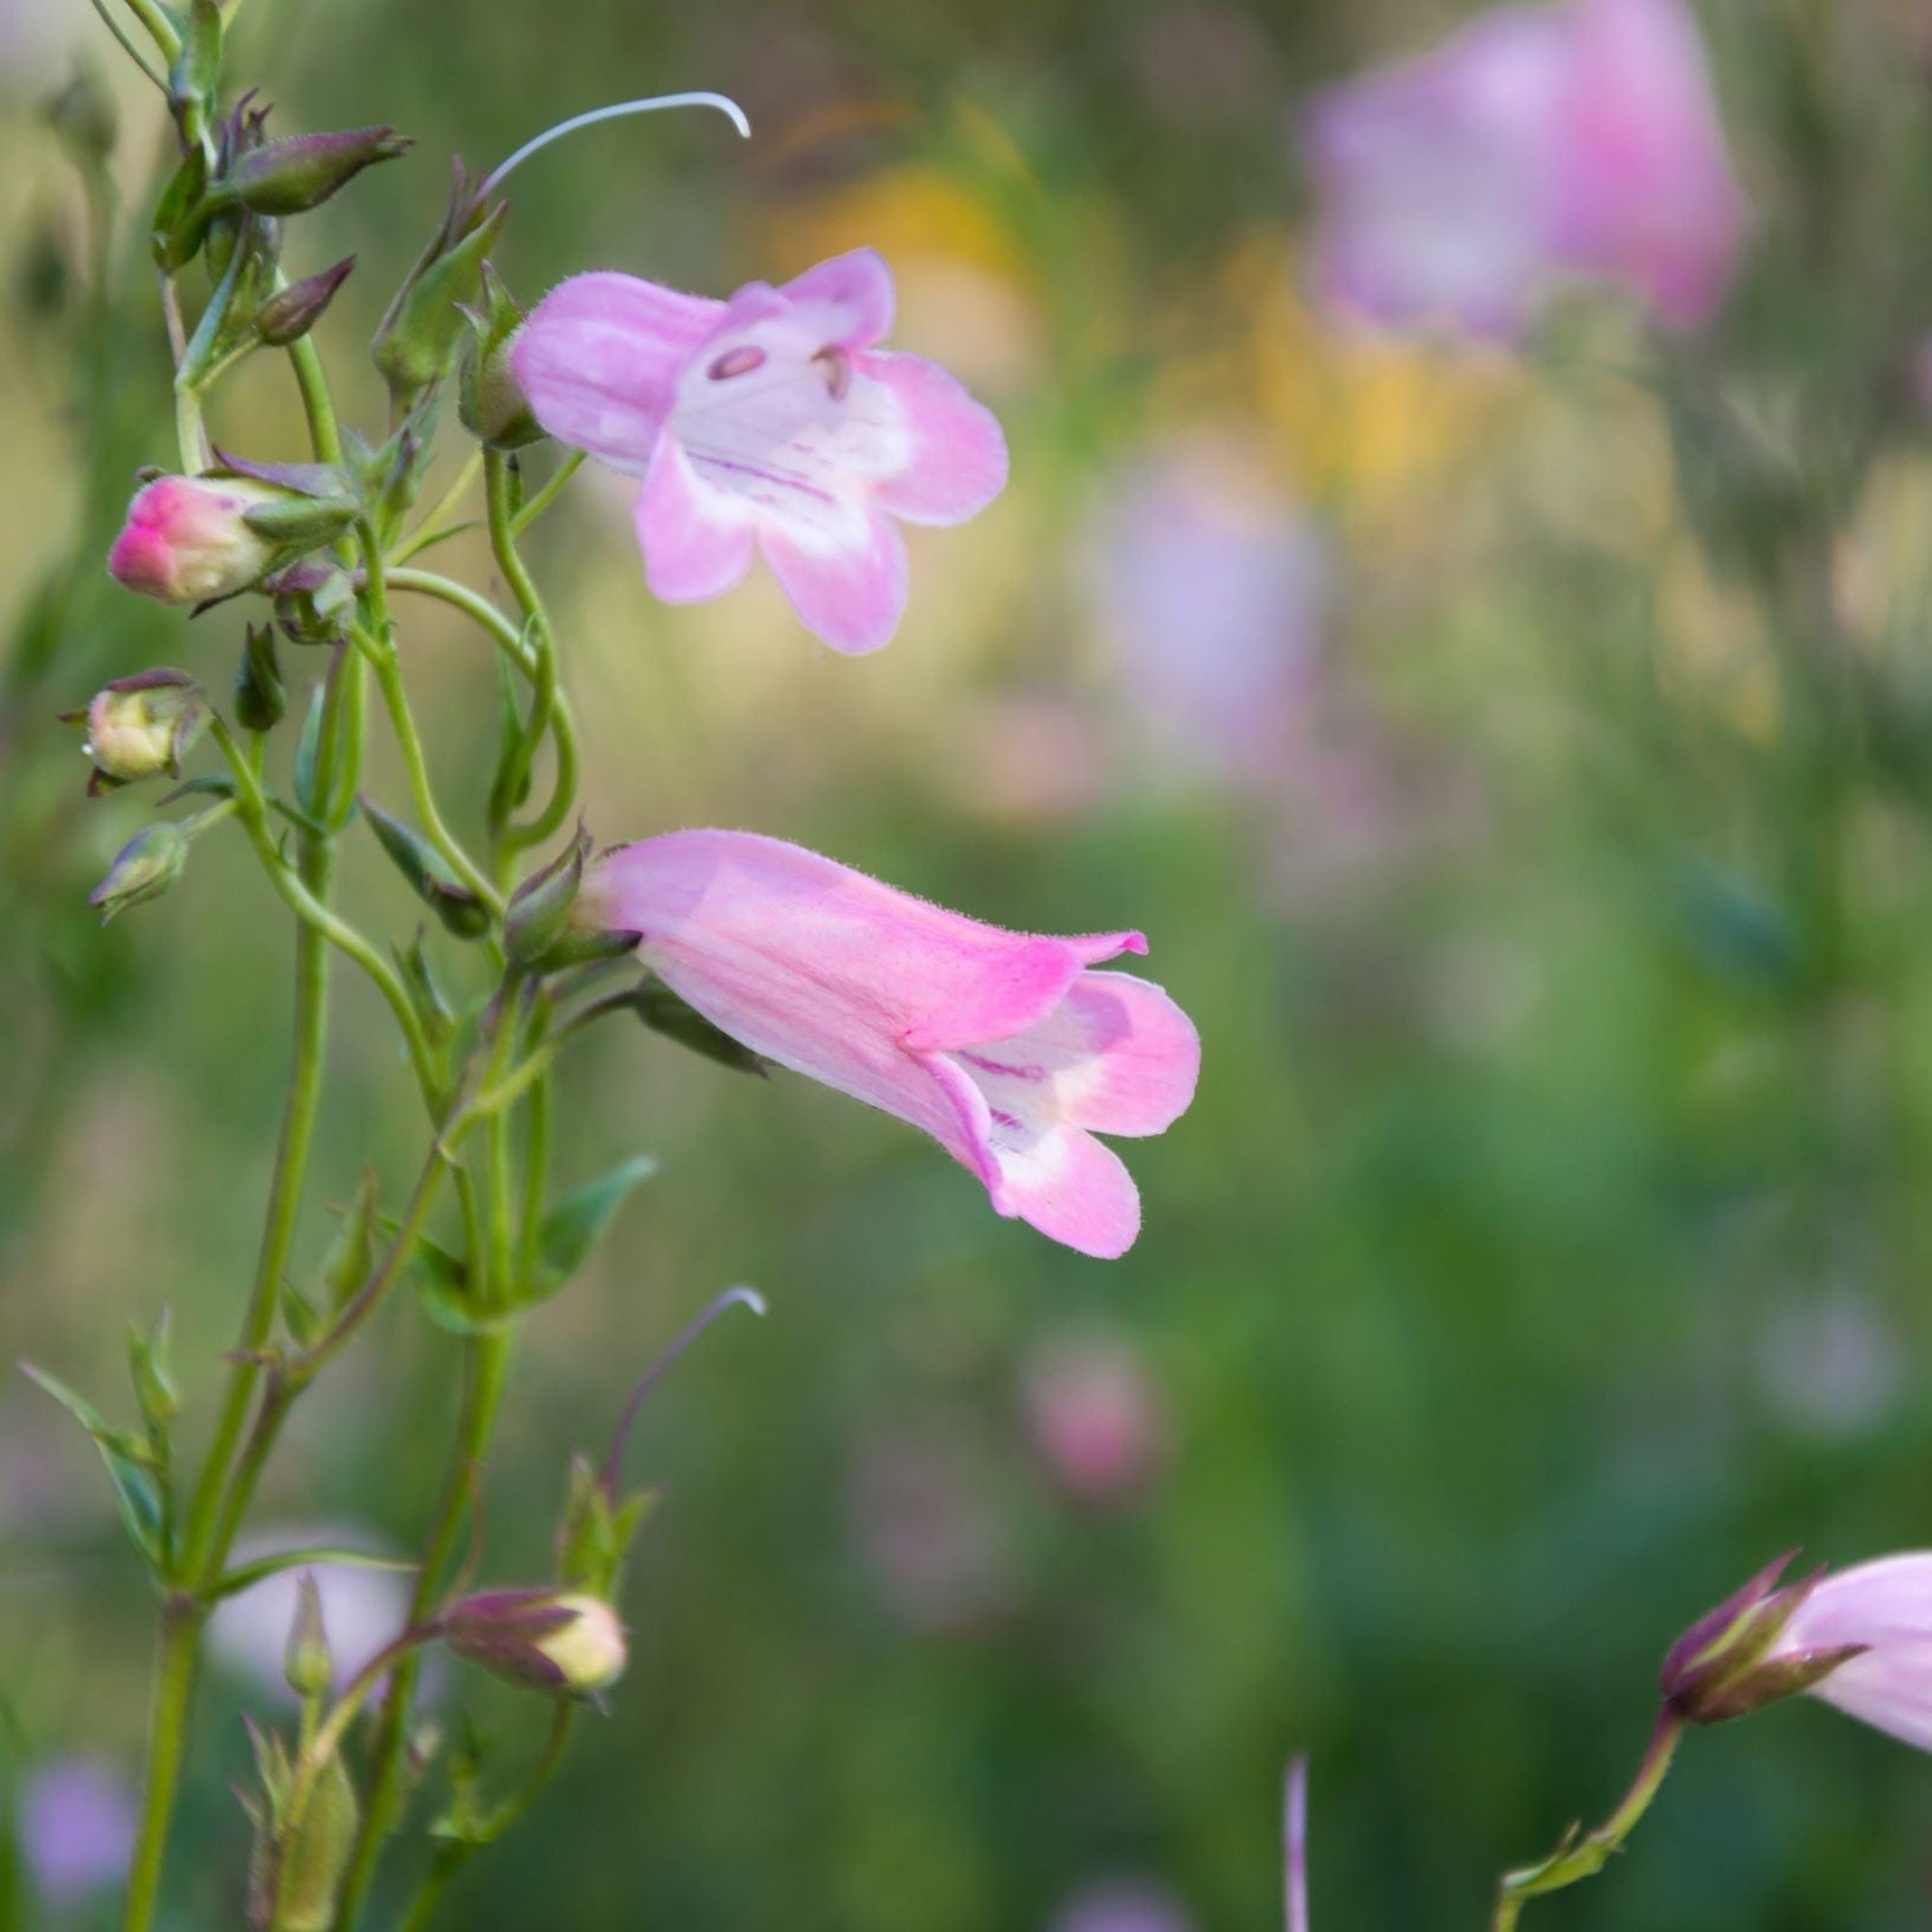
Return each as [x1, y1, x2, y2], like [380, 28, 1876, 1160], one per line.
[218, 126, 412, 218]
[243, 1725, 359, 1932]
[283, 1573, 334, 1701]
[63, 668, 207, 791]
[374, 159, 506, 410]
[107, 475, 290, 607]
[459, 264, 542, 449]
[257, 257, 356, 348]
[89, 822, 190, 923]
[504, 823, 591, 967]
[1662, 1551, 1866, 1725]
[235, 624, 286, 732]
[440, 1589, 627, 1696]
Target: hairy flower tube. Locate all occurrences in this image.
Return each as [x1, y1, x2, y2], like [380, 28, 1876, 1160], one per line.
[1302, 0, 1744, 341]
[583, 831, 1200, 1257]
[511, 246, 1008, 652]
[107, 474, 290, 606]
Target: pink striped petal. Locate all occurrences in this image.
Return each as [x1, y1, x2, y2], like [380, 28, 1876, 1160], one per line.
[635, 440, 754, 603]
[1014, 971, 1202, 1139]
[512, 273, 724, 473]
[866, 352, 1010, 526]
[760, 513, 909, 655]
[780, 246, 895, 349]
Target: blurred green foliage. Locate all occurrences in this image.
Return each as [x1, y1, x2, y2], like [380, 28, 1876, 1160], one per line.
[11, 1, 1932, 1928]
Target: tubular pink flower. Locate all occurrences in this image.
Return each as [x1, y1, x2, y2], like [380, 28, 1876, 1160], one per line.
[1771, 1554, 1932, 1751]
[589, 831, 1199, 1258]
[509, 247, 1009, 654]
[1302, 0, 1743, 341]
[107, 475, 285, 606]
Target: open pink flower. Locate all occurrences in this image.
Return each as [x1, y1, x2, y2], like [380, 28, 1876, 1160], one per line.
[1769, 1554, 1932, 1751]
[588, 831, 1198, 1257]
[1303, 0, 1743, 340]
[510, 248, 1008, 654]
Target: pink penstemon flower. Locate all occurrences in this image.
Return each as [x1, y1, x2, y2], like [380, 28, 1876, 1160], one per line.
[510, 246, 1009, 654]
[582, 830, 1199, 1258]
[106, 474, 291, 606]
[1301, 0, 1744, 341]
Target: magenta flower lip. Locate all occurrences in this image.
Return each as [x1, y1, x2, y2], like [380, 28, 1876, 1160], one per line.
[591, 830, 1200, 1257]
[510, 246, 1009, 653]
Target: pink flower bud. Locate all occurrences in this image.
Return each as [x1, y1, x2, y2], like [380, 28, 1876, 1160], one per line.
[107, 475, 289, 606]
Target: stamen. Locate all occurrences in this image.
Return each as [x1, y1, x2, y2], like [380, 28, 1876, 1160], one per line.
[813, 345, 853, 402]
[482, 92, 753, 199]
[708, 346, 768, 381]
[598, 1285, 767, 1497]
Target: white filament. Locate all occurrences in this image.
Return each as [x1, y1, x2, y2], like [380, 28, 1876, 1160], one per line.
[482, 92, 752, 199]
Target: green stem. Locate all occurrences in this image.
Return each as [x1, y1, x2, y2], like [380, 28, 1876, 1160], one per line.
[330, 1328, 516, 1932]
[1491, 1712, 1683, 1932]
[121, 1600, 204, 1932]
[510, 449, 586, 537]
[118, 0, 181, 59]
[385, 569, 537, 671]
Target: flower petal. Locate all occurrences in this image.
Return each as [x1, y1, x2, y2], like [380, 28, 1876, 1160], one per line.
[996, 1124, 1144, 1260]
[512, 273, 724, 473]
[780, 246, 895, 349]
[635, 440, 755, 603]
[1006, 970, 1202, 1139]
[597, 831, 1088, 1072]
[759, 512, 909, 655]
[865, 352, 1010, 526]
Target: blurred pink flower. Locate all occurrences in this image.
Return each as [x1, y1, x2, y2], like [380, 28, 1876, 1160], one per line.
[1023, 1332, 1166, 1504]
[208, 1530, 414, 1703]
[511, 247, 1007, 653]
[1082, 445, 1328, 783]
[16, 1758, 135, 1908]
[107, 474, 284, 606]
[1769, 1554, 1932, 1750]
[1049, 1880, 1197, 1932]
[849, 1427, 1017, 1632]
[1302, 0, 1743, 340]
[589, 831, 1200, 1258]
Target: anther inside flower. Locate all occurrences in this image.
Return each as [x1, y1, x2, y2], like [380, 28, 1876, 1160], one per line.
[511, 247, 1009, 653]
[587, 831, 1199, 1257]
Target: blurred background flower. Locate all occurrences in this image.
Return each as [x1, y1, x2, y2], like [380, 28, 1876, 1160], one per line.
[14, 1756, 136, 1913]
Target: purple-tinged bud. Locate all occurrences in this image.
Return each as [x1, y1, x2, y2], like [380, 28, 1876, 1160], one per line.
[1662, 1550, 1866, 1726]
[63, 668, 207, 791]
[107, 476, 288, 606]
[439, 1589, 627, 1696]
[218, 127, 412, 218]
[257, 257, 356, 348]
[88, 823, 190, 923]
[503, 822, 592, 968]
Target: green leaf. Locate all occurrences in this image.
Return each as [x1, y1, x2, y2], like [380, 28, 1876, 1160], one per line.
[527, 1155, 658, 1303]
[292, 682, 326, 817]
[633, 980, 770, 1077]
[406, 1234, 504, 1335]
[361, 798, 491, 940]
[127, 1308, 179, 1435]
[316, 1168, 379, 1311]
[20, 1365, 167, 1572]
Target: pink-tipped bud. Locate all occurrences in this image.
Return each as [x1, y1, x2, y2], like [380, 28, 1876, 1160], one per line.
[1661, 1550, 1865, 1725]
[107, 475, 289, 606]
[64, 668, 206, 790]
[439, 1590, 627, 1696]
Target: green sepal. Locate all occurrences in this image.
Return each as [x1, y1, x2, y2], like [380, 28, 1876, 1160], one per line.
[394, 928, 457, 1050]
[554, 1451, 658, 1598]
[316, 1168, 379, 1311]
[281, 1279, 325, 1350]
[361, 798, 491, 940]
[151, 147, 211, 270]
[236, 623, 286, 733]
[127, 1307, 179, 1435]
[292, 683, 326, 818]
[525, 1155, 658, 1304]
[20, 1365, 168, 1573]
[632, 980, 770, 1077]
[374, 168, 508, 410]
[212, 1546, 417, 1604]
[503, 823, 590, 968]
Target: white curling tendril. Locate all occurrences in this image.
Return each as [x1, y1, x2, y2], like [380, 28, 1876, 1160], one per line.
[482, 91, 752, 198]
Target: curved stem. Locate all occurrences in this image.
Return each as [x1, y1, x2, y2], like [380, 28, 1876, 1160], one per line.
[386, 569, 537, 672]
[389, 450, 485, 565]
[1491, 1713, 1683, 1932]
[118, 0, 181, 60]
[510, 450, 585, 537]
[88, 0, 168, 88]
